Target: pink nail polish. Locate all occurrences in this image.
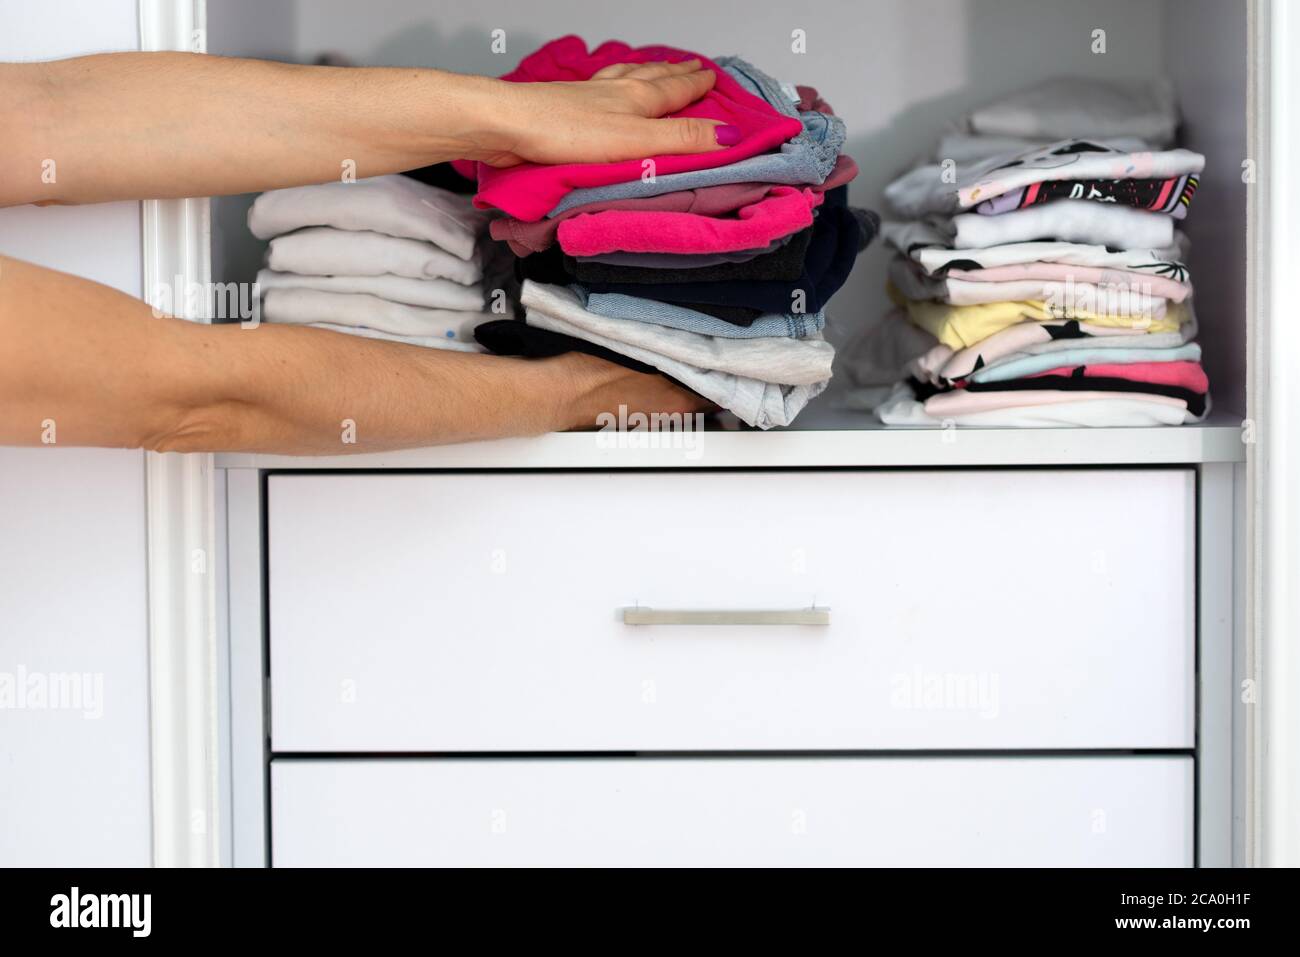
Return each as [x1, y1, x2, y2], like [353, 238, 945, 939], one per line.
[714, 125, 742, 146]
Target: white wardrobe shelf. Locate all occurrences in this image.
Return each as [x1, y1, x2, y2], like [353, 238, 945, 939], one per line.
[214, 409, 1245, 470]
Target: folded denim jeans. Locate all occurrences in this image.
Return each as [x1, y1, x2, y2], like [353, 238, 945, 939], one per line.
[580, 287, 826, 339]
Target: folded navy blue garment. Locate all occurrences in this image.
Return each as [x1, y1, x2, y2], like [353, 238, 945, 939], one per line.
[401, 161, 476, 194]
[514, 226, 814, 286]
[474, 319, 658, 375]
[582, 202, 876, 315]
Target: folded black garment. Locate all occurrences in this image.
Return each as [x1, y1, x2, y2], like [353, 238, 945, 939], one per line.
[515, 227, 815, 286]
[582, 204, 876, 314]
[963, 369, 1207, 417]
[402, 162, 476, 194]
[474, 319, 657, 375]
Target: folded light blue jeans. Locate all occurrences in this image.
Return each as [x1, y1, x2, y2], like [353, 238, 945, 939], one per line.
[546, 57, 846, 217]
[579, 286, 826, 339]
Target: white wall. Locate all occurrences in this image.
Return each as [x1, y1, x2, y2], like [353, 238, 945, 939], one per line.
[1165, 0, 1248, 415]
[0, 0, 152, 866]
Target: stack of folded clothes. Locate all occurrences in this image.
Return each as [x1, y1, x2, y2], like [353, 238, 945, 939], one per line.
[248, 174, 505, 351]
[843, 78, 1211, 428]
[465, 36, 877, 429]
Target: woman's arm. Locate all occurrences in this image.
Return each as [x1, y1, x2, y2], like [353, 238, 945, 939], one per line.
[0, 52, 722, 206]
[0, 255, 710, 453]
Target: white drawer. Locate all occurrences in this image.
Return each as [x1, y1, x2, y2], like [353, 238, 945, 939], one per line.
[270, 756, 1193, 867]
[268, 470, 1194, 751]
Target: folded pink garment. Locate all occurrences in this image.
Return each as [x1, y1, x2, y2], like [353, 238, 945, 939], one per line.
[946, 261, 1191, 303]
[925, 389, 1186, 417]
[1023, 360, 1209, 392]
[458, 36, 805, 222]
[796, 84, 834, 115]
[490, 154, 857, 256]
[554, 185, 824, 256]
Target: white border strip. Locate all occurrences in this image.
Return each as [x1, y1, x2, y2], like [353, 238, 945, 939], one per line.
[1257, 0, 1300, 868]
[139, 0, 220, 868]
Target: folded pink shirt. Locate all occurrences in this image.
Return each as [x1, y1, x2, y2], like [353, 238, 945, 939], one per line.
[926, 389, 1187, 417]
[946, 261, 1192, 303]
[554, 185, 823, 256]
[1023, 360, 1209, 392]
[457, 36, 805, 222]
[490, 154, 858, 256]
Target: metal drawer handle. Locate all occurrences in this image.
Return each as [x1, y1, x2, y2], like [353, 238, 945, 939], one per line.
[621, 607, 830, 626]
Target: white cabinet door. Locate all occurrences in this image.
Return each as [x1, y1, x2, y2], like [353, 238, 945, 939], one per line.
[268, 470, 1195, 751]
[271, 756, 1194, 867]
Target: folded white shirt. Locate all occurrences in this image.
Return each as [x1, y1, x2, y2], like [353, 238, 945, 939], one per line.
[885, 139, 1204, 218]
[882, 220, 1190, 279]
[266, 227, 483, 285]
[248, 175, 489, 260]
[262, 287, 499, 343]
[521, 282, 833, 387]
[887, 256, 1167, 318]
[875, 383, 1198, 428]
[256, 269, 485, 312]
[936, 201, 1176, 251]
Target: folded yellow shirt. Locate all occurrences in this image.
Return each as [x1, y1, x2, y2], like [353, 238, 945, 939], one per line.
[892, 286, 1187, 350]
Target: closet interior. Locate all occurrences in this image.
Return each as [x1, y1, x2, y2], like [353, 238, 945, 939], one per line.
[208, 0, 1248, 444]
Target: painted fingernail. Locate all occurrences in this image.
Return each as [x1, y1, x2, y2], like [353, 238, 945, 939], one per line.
[715, 125, 742, 146]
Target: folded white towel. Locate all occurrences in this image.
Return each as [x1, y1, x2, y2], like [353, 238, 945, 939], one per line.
[262, 287, 499, 343]
[266, 227, 483, 285]
[255, 269, 485, 312]
[248, 175, 489, 261]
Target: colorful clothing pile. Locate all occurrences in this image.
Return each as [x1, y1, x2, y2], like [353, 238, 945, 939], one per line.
[860, 79, 1210, 428]
[248, 174, 505, 351]
[467, 36, 876, 429]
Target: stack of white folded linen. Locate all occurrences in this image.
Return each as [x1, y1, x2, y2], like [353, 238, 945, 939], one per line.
[249, 174, 504, 352]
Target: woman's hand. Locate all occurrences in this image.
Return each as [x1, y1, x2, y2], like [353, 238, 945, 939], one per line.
[553, 352, 718, 430]
[466, 59, 730, 168]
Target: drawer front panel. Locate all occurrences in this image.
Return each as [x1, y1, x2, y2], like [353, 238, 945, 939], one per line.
[269, 470, 1194, 751]
[271, 756, 1194, 867]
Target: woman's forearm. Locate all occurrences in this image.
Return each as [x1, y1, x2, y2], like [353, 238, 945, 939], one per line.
[0, 255, 707, 454]
[1, 52, 503, 206]
[1, 51, 721, 207]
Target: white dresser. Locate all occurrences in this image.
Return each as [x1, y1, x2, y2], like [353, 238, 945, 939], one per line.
[218, 420, 1243, 867]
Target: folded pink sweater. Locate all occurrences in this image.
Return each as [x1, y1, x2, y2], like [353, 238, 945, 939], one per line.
[490, 154, 858, 256]
[556, 185, 823, 256]
[457, 36, 805, 222]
